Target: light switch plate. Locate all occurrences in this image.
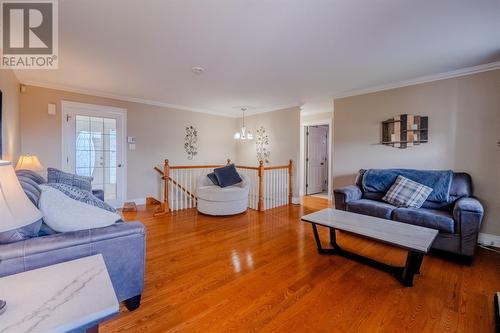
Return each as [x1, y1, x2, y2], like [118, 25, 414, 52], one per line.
[129, 143, 136, 150]
[48, 103, 56, 115]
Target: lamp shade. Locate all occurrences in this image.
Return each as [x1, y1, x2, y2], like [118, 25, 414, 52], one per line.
[0, 161, 42, 233]
[16, 155, 44, 172]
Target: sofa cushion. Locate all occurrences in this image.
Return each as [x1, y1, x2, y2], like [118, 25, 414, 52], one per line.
[392, 207, 455, 233]
[46, 183, 117, 212]
[362, 169, 453, 202]
[38, 185, 121, 233]
[47, 168, 93, 192]
[16, 169, 46, 185]
[0, 220, 42, 244]
[346, 199, 396, 220]
[382, 176, 433, 208]
[17, 176, 42, 206]
[197, 185, 247, 202]
[213, 164, 242, 188]
[207, 172, 220, 186]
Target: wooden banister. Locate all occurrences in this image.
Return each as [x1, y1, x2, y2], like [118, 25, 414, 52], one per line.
[288, 159, 293, 205]
[235, 165, 259, 170]
[153, 158, 293, 213]
[154, 159, 170, 216]
[258, 160, 264, 211]
[170, 165, 225, 169]
[263, 164, 290, 170]
[169, 177, 196, 200]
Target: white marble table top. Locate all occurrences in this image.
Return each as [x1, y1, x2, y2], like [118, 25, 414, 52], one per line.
[0, 254, 119, 333]
[301, 208, 438, 253]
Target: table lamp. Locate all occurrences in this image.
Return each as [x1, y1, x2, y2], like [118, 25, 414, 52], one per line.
[0, 160, 43, 315]
[15, 154, 44, 172]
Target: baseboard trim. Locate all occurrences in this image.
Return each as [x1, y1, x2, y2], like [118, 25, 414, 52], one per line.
[130, 198, 147, 205]
[478, 233, 500, 247]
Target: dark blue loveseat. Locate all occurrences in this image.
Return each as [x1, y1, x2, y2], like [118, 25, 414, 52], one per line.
[334, 169, 484, 259]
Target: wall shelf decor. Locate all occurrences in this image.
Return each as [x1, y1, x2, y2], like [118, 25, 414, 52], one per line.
[382, 114, 428, 149]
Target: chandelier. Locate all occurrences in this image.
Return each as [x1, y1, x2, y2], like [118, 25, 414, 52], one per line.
[234, 107, 253, 140]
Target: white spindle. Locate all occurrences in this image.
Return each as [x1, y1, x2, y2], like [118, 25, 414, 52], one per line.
[279, 169, 282, 206]
[266, 171, 269, 210]
[189, 170, 192, 209]
[170, 169, 174, 211]
[282, 169, 285, 206]
[272, 170, 275, 208]
[176, 170, 179, 211]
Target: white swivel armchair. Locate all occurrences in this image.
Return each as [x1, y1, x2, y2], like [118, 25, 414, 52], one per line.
[196, 173, 250, 215]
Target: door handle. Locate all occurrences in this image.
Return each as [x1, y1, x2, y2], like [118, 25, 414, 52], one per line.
[320, 162, 324, 165]
[117, 164, 123, 168]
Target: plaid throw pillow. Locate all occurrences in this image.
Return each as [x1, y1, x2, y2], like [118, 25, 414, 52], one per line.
[382, 175, 433, 208]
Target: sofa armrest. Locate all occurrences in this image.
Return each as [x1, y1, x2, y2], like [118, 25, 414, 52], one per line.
[453, 197, 484, 257]
[0, 222, 146, 302]
[333, 185, 362, 210]
[453, 197, 484, 216]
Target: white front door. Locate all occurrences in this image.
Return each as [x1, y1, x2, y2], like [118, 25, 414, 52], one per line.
[61, 101, 127, 207]
[306, 125, 328, 195]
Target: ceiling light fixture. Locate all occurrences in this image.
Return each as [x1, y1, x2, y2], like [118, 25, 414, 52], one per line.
[234, 107, 253, 141]
[191, 66, 205, 75]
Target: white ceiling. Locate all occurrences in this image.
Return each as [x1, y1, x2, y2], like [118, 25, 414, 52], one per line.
[15, 0, 500, 117]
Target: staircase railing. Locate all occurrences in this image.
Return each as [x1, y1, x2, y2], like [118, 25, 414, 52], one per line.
[153, 159, 292, 214]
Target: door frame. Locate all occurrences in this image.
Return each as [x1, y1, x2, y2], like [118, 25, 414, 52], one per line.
[61, 100, 127, 207]
[305, 125, 329, 195]
[300, 118, 333, 200]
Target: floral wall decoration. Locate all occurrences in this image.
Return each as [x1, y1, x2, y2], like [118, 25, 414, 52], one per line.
[255, 125, 270, 163]
[184, 126, 198, 160]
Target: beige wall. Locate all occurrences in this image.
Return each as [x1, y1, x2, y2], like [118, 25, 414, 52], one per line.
[236, 107, 301, 197]
[0, 70, 21, 162]
[20, 85, 237, 200]
[333, 69, 500, 235]
[300, 111, 333, 124]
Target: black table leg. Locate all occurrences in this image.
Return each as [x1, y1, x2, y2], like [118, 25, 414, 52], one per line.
[309, 223, 426, 287]
[400, 251, 421, 287]
[311, 224, 336, 254]
[414, 253, 424, 274]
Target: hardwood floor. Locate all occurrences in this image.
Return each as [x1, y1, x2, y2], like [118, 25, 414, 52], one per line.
[102, 197, 500, 332]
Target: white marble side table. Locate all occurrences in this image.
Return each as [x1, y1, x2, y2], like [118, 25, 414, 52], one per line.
[0, 254, 119, 333]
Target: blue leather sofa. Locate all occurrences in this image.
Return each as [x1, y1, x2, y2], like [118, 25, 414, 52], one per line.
[334, 169, 484, 259]
[0, 171, 146, 311]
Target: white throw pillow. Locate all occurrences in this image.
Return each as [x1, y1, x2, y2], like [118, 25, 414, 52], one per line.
[38, 185, 121, 232]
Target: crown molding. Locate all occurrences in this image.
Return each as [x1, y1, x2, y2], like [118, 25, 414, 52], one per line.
[20, 80, 238, 117]
[333, 61, 500, 100]
[20, 80, 302, 118]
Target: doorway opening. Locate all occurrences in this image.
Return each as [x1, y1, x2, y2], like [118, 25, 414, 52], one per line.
[305, 124, 329, 199]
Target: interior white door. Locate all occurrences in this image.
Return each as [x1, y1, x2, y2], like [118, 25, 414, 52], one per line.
[306, 125, 328, 195]
[62, 101, 126, 207]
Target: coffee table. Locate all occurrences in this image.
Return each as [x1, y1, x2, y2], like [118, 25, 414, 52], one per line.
[0, 254, 119, 332]
[301, 208, 438, 287]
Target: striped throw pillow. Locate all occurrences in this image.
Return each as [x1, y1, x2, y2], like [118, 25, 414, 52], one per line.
[382, 175, 433, 208]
